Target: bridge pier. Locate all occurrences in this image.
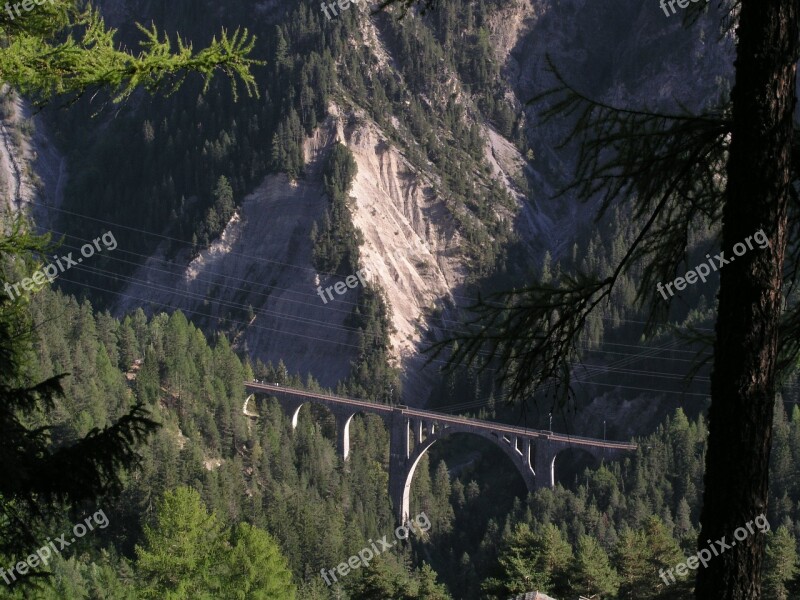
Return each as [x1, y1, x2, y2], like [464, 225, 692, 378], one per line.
[389, 408, 412, 523]
[336, 413, 352, 461]
[533, 439, 556, 490]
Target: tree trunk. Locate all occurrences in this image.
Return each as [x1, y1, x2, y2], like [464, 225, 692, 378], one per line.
[695, 0, 798, 598]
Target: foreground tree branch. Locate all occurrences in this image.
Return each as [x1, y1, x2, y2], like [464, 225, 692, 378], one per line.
[0, 216, 160, 568]
[0, 5, 262, 104]
[428, 72, 730, 403]
[0, 0, 260, 583]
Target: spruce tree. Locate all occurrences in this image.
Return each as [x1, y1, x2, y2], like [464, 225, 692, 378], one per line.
[762, 526, 798, 600]
[135, 487, 224, 600]
[222, 522, 297, 600]
[571, 534, 620, 599]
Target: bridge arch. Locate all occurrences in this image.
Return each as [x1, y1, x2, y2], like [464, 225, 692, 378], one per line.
[552, 446, 599, 488]
[272, 394, 391, 462]
[338, 410, 388, 460]
[287, 402, 303, 429]
[282, 400, 340, 450]
[391, 426, 538, 524]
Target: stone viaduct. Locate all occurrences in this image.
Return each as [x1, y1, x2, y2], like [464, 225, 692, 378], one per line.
[245, 382, 638, 524]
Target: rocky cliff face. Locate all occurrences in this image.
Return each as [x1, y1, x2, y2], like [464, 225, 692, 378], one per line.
[4, 0, 738, 405]
[0, 87, 65, 226]
[111, 98, 551, 400]
[101, 0, 557, 402]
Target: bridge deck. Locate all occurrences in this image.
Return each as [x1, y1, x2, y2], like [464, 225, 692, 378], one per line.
[244, 382, 637, 451]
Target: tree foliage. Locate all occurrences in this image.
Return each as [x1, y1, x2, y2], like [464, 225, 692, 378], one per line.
[135, 487, 224, 599]
[572, 534, 620, 599]
[763, 526, 798, 600]
[0, 4, 261, 104]
[135, 488, 296, 600]
[312, 142, 361, 275]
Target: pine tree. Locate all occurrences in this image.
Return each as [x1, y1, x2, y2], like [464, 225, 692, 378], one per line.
[615, 517, 690, 600]
[221, 522, 297, 600]
[349, 555, 407, 599]
[431, 461, 455, 534]
[615, 527, 651, 600]
[763, 526, 798, 600]
[415, 563, 452, 599]
[135, 487, 224, 599]
[537, 523, 573, 596]
[571, 534, 620, 599]
[481, 522, 571, 598]
[212, 175, 235, 224]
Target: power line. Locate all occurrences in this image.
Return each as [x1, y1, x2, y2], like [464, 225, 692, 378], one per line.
[18, 203, 728, 411]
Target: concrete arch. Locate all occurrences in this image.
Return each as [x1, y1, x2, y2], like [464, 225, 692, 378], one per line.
[551, 446, 599, 488]
[274, 396, 305, 430]
[553, 445, 602, 464]
[338, 410, 386, 461]
[288, 403, 304, 429]
[276, 398, 343, 453]
[549, 443, 629, 488]
[391, 427, 537, 524]
[282, 400, 338, 430]
[275, 396, 391, 462]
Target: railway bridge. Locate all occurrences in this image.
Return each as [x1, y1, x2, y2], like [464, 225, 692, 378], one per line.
[245, 382, 638, 524]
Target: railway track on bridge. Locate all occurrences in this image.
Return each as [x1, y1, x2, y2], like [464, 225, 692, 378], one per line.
[243, 381, 637, 451]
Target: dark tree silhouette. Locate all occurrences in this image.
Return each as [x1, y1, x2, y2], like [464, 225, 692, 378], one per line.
[0, 220, 159, 586]
[695, 1, 798, 597]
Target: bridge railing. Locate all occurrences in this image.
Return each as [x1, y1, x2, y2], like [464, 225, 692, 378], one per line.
[244, 382, 637, 450]
[244, 381, 393, 413]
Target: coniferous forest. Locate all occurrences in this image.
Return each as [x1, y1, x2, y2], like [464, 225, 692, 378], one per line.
[4, 285, 800, 599]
